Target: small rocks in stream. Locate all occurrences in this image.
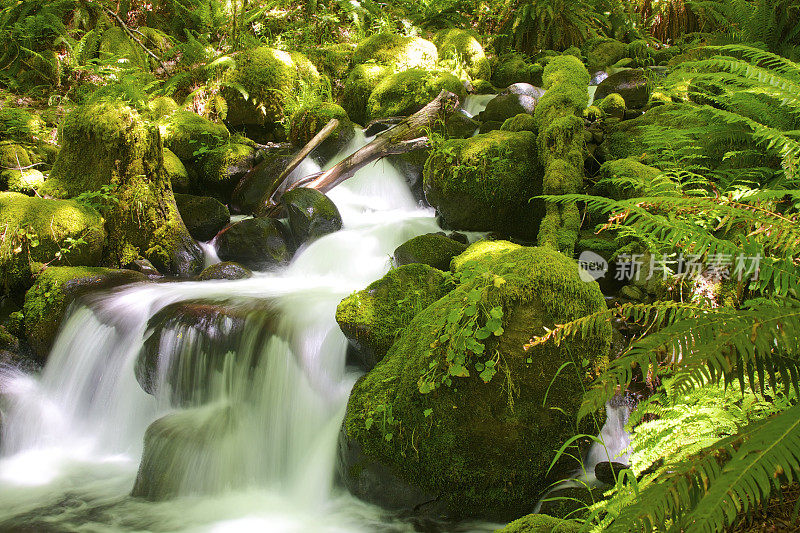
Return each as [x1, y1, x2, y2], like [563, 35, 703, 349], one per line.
[196, 262, 253, 281]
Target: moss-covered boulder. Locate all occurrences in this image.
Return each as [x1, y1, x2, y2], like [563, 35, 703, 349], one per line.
[222, 47, 321, 127]
[352, 33, 438, 71]
[597, 93, 626, 119]
[0, 144, 31, 171]
[492, 54, 543, 88]
[160, 111, 230, 162]
[22, 266, 146, 361]
[433, 29, 490, 80]
[305, 43, 355, 80]
[1, 169, 45, 194]
[196, 261, 253, 281]
[174, 194, 230, 242]
[393, 233, 467, 271]
[340, 244, 611, 519]
[423, 130, 542, 239]
[147, 96, 179, 120]
[196, 143, 257, 202]
[366, 69, 466, 121]
[501, 113, 538, 132]
[0, 192, 106, 296]
[336, 264, 453, 370]
[289, 102, 354, 164]
[593, 69, 650, 109]
[229, 148, 294, 215]
[341, 64, 392, 125]
[41, 101, 203, 276]
[281, 188, 342, 246]
[497, 514, 581, 532]
[163, 148, 190, 192]
[595, 158, 665, 199]
[585, 39, 627, 74]
[214, 218, 292, 271]
[480, 94, 538, 124]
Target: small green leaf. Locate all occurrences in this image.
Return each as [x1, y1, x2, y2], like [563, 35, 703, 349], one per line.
[365, 417, 374, 430]
[423, 408, 433, 417]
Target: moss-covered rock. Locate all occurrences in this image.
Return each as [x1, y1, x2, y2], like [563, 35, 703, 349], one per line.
[393, 233, 467, 271]
[289, 102, 354, 164]
[196, 261, 253, 281]
[163, 148, 190, 192]
[352, 33, 438, 71]
[305, 43, 355, 81]
[597, 92, 626, 119]
[1, 168, 44, 194]
[42, 101, 204, 277]
[222, 47, 320, 127]
[593, 69, 650, 109]
[341, 244, 611, 519]
[174, 193, 230, 242]
[496, 513, 581, 532]
[214, 218, 292, 271]
[0, 192, 106, 295]
[229, 148, 294, 215]
[336, 264, 453, 370]
[480, 93, 538, 124]
[160, 111, 230, 162]
[595, 158, 665, 199]
[366, 69, 466, 121]
[147, 96, 179, 120]
[433, 29, 490, 80]
[423, 130, 542, 239]
[501, 113, 538, 132]
[341, 64, 392, 125]
[0, 143, 31, 171]
[196, 143, 257, 202]
[22, 266, 146, 361]
[280, 188, 342, 245]
[492, 54, 543, 88]
[585, 39, 627, 74]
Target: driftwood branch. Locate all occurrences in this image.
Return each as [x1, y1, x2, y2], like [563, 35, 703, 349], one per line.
[254, 90, 460, 217]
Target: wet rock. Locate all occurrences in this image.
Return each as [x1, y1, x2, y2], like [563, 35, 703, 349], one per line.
[230, 147, 294, 215]
[479, 93, 538, 123]
[499, 83, 545, 99]
[594, 461, 629, 486]
[336, 264, 453, 370]
[124, 258, 163, 279]
[174, 193, 230, 242]
[593, 69, 650, 109]
[195, 143, 258, 202]
[281, 188, 342, 245]
[289, 102, 355, 165]
[214, 218, 292, 271]
[196, 262, 253, 281]
[393, 233, 467, 271]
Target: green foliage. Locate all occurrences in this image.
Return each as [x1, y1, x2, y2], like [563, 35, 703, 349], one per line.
[497, 0, 604, 53]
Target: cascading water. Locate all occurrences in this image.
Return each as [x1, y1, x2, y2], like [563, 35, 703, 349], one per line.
[0, 117, 500, 531]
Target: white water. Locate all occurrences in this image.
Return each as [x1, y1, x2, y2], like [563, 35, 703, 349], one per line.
[0, 134, 497, 531]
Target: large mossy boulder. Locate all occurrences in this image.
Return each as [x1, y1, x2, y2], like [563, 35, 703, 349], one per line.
[0, 192, 105, 296]
[160, 111, 230, 162]
[393, 233, 467, 271]
[432, 29, 490, 80]
[593, 69, 650, 109]
[222, 47, 321, 127]
[289, 102, 354, 164]
[480, 93, 538, 124]
[352, 33, 438, 71]
[366, 69, 466, 121]
[341, 64, 392, 125]
[22, 266, 146, 361]
[214, 218, 292, 271]
[497, 514, 581, 533]
[163, 148, 190, 192]
[423, 130, 542, 239]
[584, 39, 627, 74]
[336, 263, 453, 370]
[196, 142, 257, 202]
[594, 158, 666, 199]
[340, 244, 611, 519]
[492, 54, 543, 88]
[42, 101, 204, 276]
[281, 188, 342, 246]
[174, 193, 230, 242]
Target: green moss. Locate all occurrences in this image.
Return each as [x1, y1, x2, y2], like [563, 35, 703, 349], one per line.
[163, 148, 190, 192]
[542, 55, 589, 91]
[343, 244, 610, 519]
[147, 96, 179, 120]
[500, 113, 538, 132]
[423, 130, 542, 238]
[198, 142, 256, 199]
[393, 233, 468, 271]
[496, 513, 581, 532]
[160, 110, 230, 162]
[341, 63, 392, 125]
[433, 28, 490, 80]
[533, 84, 589, 130]
[0, 108, 43, 143]
[597, 92, 626, 118]
[585, 39, 627, 73]
[450, 239, 521, 274]
[289, 102, 352, 147]
[99, 26, 147, 69]
[336, 263, 453, 368]
[22, 266, 146, 360]
[0, 143, 32, 171]
[305, 43, 355, 80]
[1, 168, 45, 194]
[352, 33, 438, 70]
[223, 47, 320, 126]
[491, 53, 542, 88]
[366, 69, 466, 121]
[595, 157, 665, 199]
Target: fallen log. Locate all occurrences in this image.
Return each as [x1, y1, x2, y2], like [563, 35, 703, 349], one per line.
[253, 90, 461, 217]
